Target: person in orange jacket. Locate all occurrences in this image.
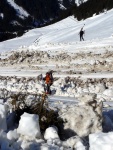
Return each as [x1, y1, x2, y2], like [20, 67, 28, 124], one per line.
[43, 71, 53, 94]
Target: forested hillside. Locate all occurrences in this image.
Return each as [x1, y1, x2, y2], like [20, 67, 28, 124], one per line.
[0, 0, 77, 41]
[73, 0, 113, 20]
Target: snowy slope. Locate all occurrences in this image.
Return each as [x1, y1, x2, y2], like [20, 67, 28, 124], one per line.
[0, 9, 113, 80]
[0, 8, 113, 150]
[37, 9, 113, 45]
[0, 9, 113, 53]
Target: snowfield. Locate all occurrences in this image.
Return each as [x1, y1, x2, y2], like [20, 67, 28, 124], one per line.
[0, 8, 113, 150]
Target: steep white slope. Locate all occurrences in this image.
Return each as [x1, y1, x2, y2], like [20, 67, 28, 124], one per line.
[0, 9, 113, 53]
[37, 9, 113, 45]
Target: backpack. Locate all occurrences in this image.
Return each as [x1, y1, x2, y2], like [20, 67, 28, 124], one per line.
[49, 72, 53, 83]
[80, 30, 84, 35]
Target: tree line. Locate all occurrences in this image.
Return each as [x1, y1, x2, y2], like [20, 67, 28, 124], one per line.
[73, 0, 113, 20]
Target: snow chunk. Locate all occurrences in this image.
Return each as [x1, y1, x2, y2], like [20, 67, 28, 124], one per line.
[89, 132, 113, 150]
[75, 0, 88, 6]
[17, 112, 41, 139]
[103, 89, 113, 97]
[95, 83, 106, 93]
[63, 136, 85, 149]
[60, 94, 103, 137]
[7, 129, 19, 144]
[0, 131, 13, 150]
[44, 127, 59, 140]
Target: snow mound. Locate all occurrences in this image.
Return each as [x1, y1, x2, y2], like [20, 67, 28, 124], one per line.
[60, 94, 103, 137]
[44, 127, 59, 140]
[17, 112, 41, 139]
[7, 129, 19, 144]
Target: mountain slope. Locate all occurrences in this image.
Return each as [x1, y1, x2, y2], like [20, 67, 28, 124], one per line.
[1, 0, 113, 42]
[0, 1, 77, 29]
[0, 0, 80, 41]
[0, 8, 113, 53]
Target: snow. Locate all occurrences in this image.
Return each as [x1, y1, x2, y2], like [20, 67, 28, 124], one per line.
[103, 89, 113, 97]
[60, 94, 102, 137]
[89, 132, 113, 150]
[0, 7, 113, 150]
[0, 9, 113, 54]
[7, 0, 29, 19]
[0, 13, 4, 19]
[58, 0, 88, 7]
[62, 136, 86, 149]
[17, 113, 41, 139]
[7, 129, 19, 144]
[44, 127, 59, 140]
[75, 0, 88, 6]
[10, 20, 22, 26]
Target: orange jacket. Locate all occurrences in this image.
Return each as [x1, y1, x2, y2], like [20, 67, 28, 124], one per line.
[45, 74, 51, 84]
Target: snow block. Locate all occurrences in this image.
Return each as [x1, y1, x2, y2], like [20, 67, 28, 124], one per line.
[7, 129, 19, 144]
[17, 112, 41, 138]
[44, 127, 59, 140]
[60, 93, 103, 137]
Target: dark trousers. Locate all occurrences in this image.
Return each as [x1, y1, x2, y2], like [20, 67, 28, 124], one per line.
[80, 35, 84, 41]
[44, 84, 51, 94]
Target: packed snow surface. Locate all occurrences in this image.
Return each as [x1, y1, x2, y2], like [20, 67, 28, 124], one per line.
[89, 132, 113, 150]
[17, 113, 41, 139]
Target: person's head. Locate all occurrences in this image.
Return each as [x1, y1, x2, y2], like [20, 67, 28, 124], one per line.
[46, 72, 50, 76]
